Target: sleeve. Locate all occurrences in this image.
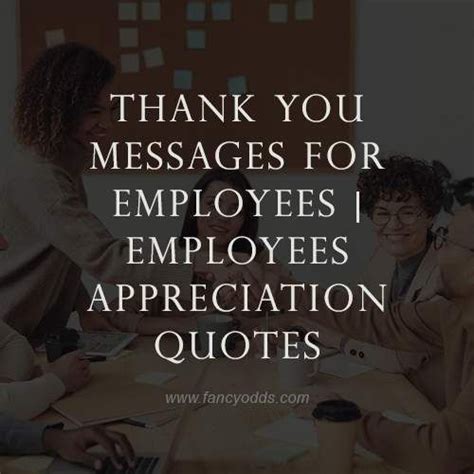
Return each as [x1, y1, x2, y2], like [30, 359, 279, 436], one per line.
[358, 377, 474, 474]
[9, 172, 194, 297]
[340, 338, 429, 373]
[0, 374, 65, 421]
[74, 282, 93, 314]
[0, 414, 48, 455]
[308, 287, 446, 355]
[0, 321, 36, 381]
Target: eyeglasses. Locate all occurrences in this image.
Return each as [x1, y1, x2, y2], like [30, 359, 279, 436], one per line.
[371, 207, 424, 226]
[431, 226, 474, 252]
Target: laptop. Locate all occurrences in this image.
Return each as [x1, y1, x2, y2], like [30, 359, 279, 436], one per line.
[47, 362, 210, 474]
[78, 332, 137, 358]
[38, 331, 137, 359]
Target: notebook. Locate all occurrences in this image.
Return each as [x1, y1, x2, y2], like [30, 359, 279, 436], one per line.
[52, 377, 173, 426]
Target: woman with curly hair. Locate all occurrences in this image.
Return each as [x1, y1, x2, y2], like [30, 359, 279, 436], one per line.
[0, 43, 212, 343]
[341, 155, 446, 407]
[358, 155, 444, 303]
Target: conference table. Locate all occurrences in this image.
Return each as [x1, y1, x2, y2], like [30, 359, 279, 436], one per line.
[1, 336, 439, 474]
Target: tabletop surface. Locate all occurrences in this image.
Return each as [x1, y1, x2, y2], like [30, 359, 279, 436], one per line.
[1, 336, 439, 474]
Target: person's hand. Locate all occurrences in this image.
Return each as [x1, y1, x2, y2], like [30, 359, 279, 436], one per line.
[80, 311, 116, 332]
[43, 426, 135, 471]
[47, 351, 91, 393]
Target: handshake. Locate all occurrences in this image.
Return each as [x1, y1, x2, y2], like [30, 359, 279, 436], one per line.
[193, 253, 276, 315]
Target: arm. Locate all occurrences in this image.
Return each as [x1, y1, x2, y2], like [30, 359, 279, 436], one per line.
[0, 374, 65, 420]
[0, 322, 36, 381]
[359, 378, 474, 474]
[9, 172, 194, 294]
[309, 289, 445, 354]
[0, 414, 49, 455]
[0, 416, 135, 471]
[106, 296, 200, 335]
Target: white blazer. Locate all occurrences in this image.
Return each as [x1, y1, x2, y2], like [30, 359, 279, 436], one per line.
[339, 244, 441, 374]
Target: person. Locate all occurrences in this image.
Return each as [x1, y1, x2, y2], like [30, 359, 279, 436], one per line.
[0, 414, 135, 471]
[0, 234, 90, 420]
[0, 43, 225, 344]
[340, 155, 446, 407]
[107, 169, 290, 334]
[359, 155, 443, 303]
[248, 205, 474, 473]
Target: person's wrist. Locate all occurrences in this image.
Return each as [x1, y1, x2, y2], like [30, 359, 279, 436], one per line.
[42, 427, 64, 455]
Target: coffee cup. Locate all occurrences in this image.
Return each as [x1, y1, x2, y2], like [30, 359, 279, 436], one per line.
[277, 342, 320, 389]
[197, 313, 235, 358]
[312, 399, 362, 474]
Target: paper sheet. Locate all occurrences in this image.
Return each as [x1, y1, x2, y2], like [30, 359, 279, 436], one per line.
[45, 29, 65, 48]
[135, 371, 177, 386]
[186, 1, 206, 21]
[211, 0, 232, 21]
[255, 414, 317, 448]
[173, 69, 193, 90]
[118, 2, 138, 21]
[269, 4, 288, 23]
[228, 75, 247, 94]
[142, 1, 161, 20]
[254, 443, 308, 466]
[143, 47, 164, 68]
[187, 29, 206, 49]
[319, 354, 372, 378]
[295, 0, 314, 21]
[120, 28, 139, 48]
[121, 53, 140, 73]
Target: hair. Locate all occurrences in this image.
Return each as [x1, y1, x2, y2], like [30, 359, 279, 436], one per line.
[179, 169, 259, 254]
[357, 155, 444, 217]
[15, 42, 115, 159]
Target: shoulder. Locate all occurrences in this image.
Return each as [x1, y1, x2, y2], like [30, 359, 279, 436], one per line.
[3, 151, 79, 209]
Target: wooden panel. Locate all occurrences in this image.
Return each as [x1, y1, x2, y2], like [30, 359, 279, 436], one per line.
[18, 0, 353, 171]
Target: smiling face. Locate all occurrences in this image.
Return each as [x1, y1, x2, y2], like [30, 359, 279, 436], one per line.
[372, 193, 434, 261]
[72, 82, 118, 149]
[437, 206, 474, 299]
[196, 180, 245, 252]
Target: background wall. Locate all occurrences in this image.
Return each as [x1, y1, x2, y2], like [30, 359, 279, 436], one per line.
[1, 0, 472, 286]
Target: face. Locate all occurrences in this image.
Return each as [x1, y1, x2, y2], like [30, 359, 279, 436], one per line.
[72, 82, 119, 149]
[437, 207, 474, 299]
[196, 180, 245, 252]
[372, 193, 433, 261]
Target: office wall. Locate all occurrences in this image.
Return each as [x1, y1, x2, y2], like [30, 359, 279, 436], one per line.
[2, 0, 472, 285]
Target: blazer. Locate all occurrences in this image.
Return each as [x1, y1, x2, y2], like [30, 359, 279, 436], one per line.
[336, 245, 442, 376]
[303, 291, 474, 474]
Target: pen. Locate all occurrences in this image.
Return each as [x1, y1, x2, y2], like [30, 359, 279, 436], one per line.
[123, 418, 155, 429]
[81, 355, 107, 362]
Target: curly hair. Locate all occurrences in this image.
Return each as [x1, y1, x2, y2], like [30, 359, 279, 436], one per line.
[15, 43, 115, 159]
[357, 155, 444, 217]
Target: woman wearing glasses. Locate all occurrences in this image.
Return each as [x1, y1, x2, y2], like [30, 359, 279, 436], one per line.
[360, 155, 444, 304]
[255, 204, 474, 473]
[335, 156, 447, 407]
